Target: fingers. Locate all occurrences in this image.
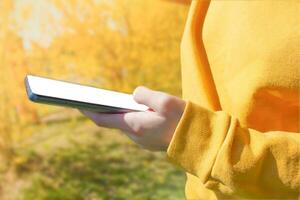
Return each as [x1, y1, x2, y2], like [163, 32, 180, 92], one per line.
[80, 110, 132, 132]
[80, 110, 163, 136]
[123, 111, 165, 135]
[133, 86, 182, 115]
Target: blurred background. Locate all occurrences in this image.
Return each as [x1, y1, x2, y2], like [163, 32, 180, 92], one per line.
[0, 0, 188, 199]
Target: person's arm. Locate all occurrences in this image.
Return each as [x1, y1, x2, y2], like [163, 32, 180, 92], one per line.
[167, 101, 300, 199]
[82, 86, 299, 198]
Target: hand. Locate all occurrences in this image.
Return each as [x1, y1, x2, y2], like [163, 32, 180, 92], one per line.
[81, 86, 186, 151]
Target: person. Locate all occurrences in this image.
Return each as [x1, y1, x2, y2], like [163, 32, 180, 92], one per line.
[81, 0, 300, 199]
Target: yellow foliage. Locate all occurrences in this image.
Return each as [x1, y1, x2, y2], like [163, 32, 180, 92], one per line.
[0, 0, 188, 165]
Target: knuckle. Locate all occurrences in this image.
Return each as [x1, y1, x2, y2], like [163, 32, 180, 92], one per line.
[131, 123, 145, 136]
[159, 95, 175, 114]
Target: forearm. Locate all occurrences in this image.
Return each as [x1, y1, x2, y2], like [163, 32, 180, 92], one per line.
[167, 101, 300, 198]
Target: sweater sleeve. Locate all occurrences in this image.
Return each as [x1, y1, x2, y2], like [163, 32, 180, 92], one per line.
[167, 101, 300, 199]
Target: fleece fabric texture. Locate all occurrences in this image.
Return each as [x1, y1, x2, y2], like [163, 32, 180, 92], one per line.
[167, 0, 300, 199]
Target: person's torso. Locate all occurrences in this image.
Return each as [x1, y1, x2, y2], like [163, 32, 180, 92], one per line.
[181, 0, 300, 199]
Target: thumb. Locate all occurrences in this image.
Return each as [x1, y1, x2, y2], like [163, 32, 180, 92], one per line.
[133, 86, 173, 114]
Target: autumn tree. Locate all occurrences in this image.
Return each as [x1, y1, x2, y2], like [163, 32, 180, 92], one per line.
[0, 0, 39, 168]
[0, 0, 188, 167]
[28, 0, 187, 95]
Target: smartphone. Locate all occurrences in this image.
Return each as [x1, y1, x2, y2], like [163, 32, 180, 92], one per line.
[25, 75, 148, 113]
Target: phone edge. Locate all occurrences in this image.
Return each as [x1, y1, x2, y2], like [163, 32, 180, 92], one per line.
[24, 75, 143, 113]
[25, 75, 39, 102]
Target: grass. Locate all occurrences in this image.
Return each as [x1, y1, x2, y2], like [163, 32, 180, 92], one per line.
[2, 117, 185, 200]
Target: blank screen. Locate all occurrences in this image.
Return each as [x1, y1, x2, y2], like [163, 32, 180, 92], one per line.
[26, 75, 148, 112]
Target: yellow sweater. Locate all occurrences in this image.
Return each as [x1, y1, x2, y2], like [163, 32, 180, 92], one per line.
[167, 0, 300, 199]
